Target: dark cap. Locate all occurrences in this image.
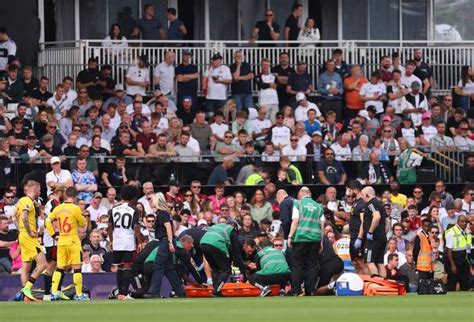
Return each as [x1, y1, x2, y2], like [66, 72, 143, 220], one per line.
[402, 115, 413, 122]
[169, 180, 180, 187]
[366, 105, 377, 114]
[211, 53, 223, 61]
[182, 50, 192, 56]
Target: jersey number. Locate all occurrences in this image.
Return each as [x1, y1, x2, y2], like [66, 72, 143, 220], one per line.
[58, 217, 72, 233]
[113, 213, 133, 229]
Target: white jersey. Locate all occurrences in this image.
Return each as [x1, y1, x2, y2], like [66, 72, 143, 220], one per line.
[110, 202, 139, 251]
[43, 199, 58, 247]
[0, 39, 17, 70]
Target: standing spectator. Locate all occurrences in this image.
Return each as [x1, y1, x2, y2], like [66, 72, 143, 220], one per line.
[378, 55, 392, 83]
[387, 69, 410, 115]
[360, 71, 386, 115]
[0, 27, 16, 71]
[250, 10, 280, 46]
[175, 50, 198, 110]
[401, 61, 422, 89]
[136, 4, 165, 42]
[454, 65, 474, 111]
[102, 24, 128, 63]
[317, 148, 346, 185]
[255, 59, 279, 122]
[297, 17, 320, 55]
[404, 81, 428, 127]
[126, 55, 150, 97]
[288, 186, 323, 296]
[287, 61, 312, 104]
[76, 57, 102, 98]
[203, 53, 232, 117]
[153, 51, 175, 99]
[317, 59, 343, 121]
[230, 51, 254, 112]
[344, 65, 368, 121]
[284, 3, 303, 47]
[272, 52, 294, 108]
[4, 65, 23, 104]
[413, 49, 433, 97]
[166, 8, 187, 42]
[72, 157, 98, 205]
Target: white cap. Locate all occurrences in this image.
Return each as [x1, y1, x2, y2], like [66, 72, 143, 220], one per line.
[296, 92, 306, 102]
[197, 219, 208, 226]
[114, 84, 124, 91]
[358, 110, 370, 120]
[50, 156, 61, 165]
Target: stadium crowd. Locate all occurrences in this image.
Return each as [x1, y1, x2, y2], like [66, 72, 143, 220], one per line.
[0, 2, 473, 300]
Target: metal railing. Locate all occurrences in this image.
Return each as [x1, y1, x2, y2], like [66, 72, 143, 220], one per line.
[37, 40, 474, 96]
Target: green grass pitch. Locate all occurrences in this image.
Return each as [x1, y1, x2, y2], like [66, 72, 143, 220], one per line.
[1, 293, 473, 322]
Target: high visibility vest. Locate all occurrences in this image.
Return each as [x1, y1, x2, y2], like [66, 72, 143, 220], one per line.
[200, 223, 233, 256]
[256, 246, 291, 276]
[293, 197, 323, 243]
[416, 231, 433, 273]
[244, 173, 264, 185]
[287, 164, 303, 184]
[446, 225, 472, 251]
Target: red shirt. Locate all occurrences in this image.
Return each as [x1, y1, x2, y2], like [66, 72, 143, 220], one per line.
[408, 216, 421, 231]
[136, 133, 158, 153]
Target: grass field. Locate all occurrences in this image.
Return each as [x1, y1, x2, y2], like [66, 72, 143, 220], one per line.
[1, 293, 473, 322]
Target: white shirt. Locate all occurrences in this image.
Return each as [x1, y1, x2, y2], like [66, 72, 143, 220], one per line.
[454, 135, 474, 152]
[383, 251, 407, 268]
[261, 150, 281, 162]
[210, 122, 229, 140]
[154, 62, 175, 95]
[102, 36, 128, 60]
[45, 169, 72, 196]
[3, 204, 17, 230]
[421, 206, 448, 221]
[331, 142, 352, 161]
[205, 65, 232, 100]
[360, 82, 386, 114]
[187, 136, 201, 154]
[461, 199, 474, 214]
[271, 126, 291, 149]
[297, 134, 311, 149]
[0, 38, 16, 70]
[137, 196, 154, 215]
[125, 103, 151, 116]
[251, 118, 272, 140]
[387, 83, 409, 114]
[86, 204, 109, 223]
[457, 79, 474, 94]
[401, 73, 422, 89]
[153, 117, 169, 134]
[258, 73, 279, 105]
[63, 89, 78, 107]
[126, 66, 150, 96]
[281, 144, 307, 162]
[404, 94, 429, 126]
[47, 95, 72, 120]
[294, 102, 321, 122]
[420, 125, 437, 143]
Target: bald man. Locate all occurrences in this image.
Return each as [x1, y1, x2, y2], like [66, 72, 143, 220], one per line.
[276, 189, 294, 239]
[361, 186, 388, 277]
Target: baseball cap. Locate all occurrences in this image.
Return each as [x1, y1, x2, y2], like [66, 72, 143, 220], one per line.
[422, 112, 431, 120]
[358, 110, 370, 120]
[411, 81, 421, 88]
[383, 115, 392, 122]
[93, 192, 103, 199]
[183, 96, 193, 102]
[211, 53, 223, 61]
[311, 130, 322, 137]
[197, 219, 207, 226]
[296, 92, 306, 102]
[114, 84, 124, 91]
[50, 156, 61, 165]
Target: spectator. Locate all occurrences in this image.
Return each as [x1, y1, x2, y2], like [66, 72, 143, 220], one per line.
[441, 203, 459, 231]
[269, 112, 291, 150]
[387, 69, 410, 115]
[413, 49, 433, 97]
[203, 53, 232, 117]
[352, 134, 371, 161]
[454, 121, 474, 151]
[102, 24, 128, 63]
[113, 130, 145, 157]
[85, 192, 108, 225]
[261, 141, 280, 162]
[45, 156, 73, 196]
[31, 76, 53, 107]
[153, 51, 175, 99]
[213, 131, 241, 162]
[136, 4, 165, 42]
[147, 133, 176, 162]
[294, 92, 321, 122]
[378, 55, 392, 83]
[230, 50, 254, 112]
[250, 189, 273, 224]
[271, 52, 294, 108]
[460, 154, 474, 182]
[318, 59, 344, 121]
[100, 187, 117, 210]
[166, 8, 187, 42]
[297, 17, 320, 55]
[316, 148, 345, 185]
[360, 70, 386, 115]
[4, 65, 23, 104]
[390, 181, 407, 208]
[21, 65, 39, 96]
[430, 121, 454, 151]
[174, 131, 199, 163]
[454, 65, 474, 111]
[0, 27, 16, 71]
[0, 214, 17, 274]
[305, 130, 326, 163]
[255, 59, 279, 122]
[460, 187, 474, 215]
[384, 238, 407, 268]
[401, 61, 422, 90]
[126, 55, 150, 97]
[287, 61, 312, 103]
[190, 111, 213, 153]
[102, 157, 129, 188]
[380, 125, 400, 156]
[76, 57, 102, 98]
[284, 3, 303, 46]
[175, 51, 199, 110]
[331, 133, 352, 161]
[250, 9, 280, 46]
[282, 134, 306, 162]
[344, 64, 368, 121]
[361, 151, 393, 185]
[72, 157, 98, 205]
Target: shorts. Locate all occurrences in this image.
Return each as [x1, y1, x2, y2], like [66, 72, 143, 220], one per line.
[57, 243, 83, 267]
[113, 251, 135, 265]
[45, 246, 58, 262]
[363, 239, 387, 264]
[19, 234, 44, 262]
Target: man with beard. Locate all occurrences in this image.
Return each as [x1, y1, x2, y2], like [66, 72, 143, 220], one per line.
[76, 57, 103, 98]
[271, 52, 295, 108]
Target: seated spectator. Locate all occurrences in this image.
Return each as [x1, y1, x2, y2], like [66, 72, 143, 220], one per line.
[261, 141, 280, 162]
[453, 121, 474, 151]
[317, 148, 346, 185]
[125, 55, 149, 97]
[430, 103, 444, 126]
[167, 117, 183, 144]
[321, 110, 340, 146]
[7, 117, 29, 154]
[399, 247, 417, 292]
[190, 111, 213, 153]
[250, 189, 273, 224]
[251, 107, 271, 148]
[305, 130, 326, 163]
[432, 249, 447, 283]
[390, 181, 408, 208]
[390, 223, 408, 254]
[384, 253, 401, 279]
[303, 108, 321, 137]
[294, 122, 311, 148]
[294, 92, 321, 122]
[174, 131, 199, 163]
[102, 157, 129, 188]
[280, 156, 303, 185]
[331, 133, 352, 161]
[45, 156, 73, 196]
[460, 153, 474, 183]
[4, 65, 23, 104]
[446, 108, 467, 137]
[38, 133, 63, 158]
[352, 134, 371, 161]
[282, 134, 306, 162]
[208, 157, 234, 186]
[136, 120, 158, 153]
[430, 121, 455, 151]
[176, 97, 196, 126]
[269, 112, 291, 151]
[232, 111, 253, 137]
[396, 116, 419, 147]
[233, 129, 251, 152]
[207, 183, 227, 215]
[0, 215, 18, 274]
[21, 65, 39, 96]
[210, 110, 229, 142]
[381, 125, 400, 156]
[361, 151, 393, 185]
[100, 187, 117, 211]
[213, 131, 241, 162]
[72, 157, 98, 205]
[384, 237, 407, 268]
[147, 133, 176, 162]
[10, 102, 33, 131]
[281, 105, 295, 132]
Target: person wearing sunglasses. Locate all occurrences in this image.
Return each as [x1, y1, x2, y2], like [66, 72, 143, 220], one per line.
[317, 147, 347, 185]
[453, 120, 474, 152]
[250, 10, 280, 47]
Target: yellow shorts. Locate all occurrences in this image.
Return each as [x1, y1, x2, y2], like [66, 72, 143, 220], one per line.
[57, 243, 82, 267]
[19, 234, 44, 262]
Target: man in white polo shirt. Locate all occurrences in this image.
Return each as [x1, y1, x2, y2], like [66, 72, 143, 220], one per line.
[153, 51, 175, 100]
[294, 92, 321, 122]
[126, 55, 150, 97]
[45, 156, 73, 196]
[203, 53, 232, 117]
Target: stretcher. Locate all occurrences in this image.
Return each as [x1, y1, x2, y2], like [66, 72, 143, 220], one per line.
[185, 283, 280, 298]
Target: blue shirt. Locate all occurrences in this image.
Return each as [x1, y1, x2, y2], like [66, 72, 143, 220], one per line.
[208, 165, 228, 185]
[317, 71, 343, 100]
[168, 19, 185, 40]
[279, 196, 294, 239]
[303, 120, 321, 136]
[137, 17, 163, 40]
[317, 159, 345, 184]
[176, 63, 198, 96]
[288, 71, 312, 93]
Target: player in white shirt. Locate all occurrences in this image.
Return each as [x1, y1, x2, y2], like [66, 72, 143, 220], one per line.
[0, 28, 16, 70]
[126, 56, 150, 97]
[153, 51, 175, 96]
[360, 71, 386, 114]
[294, 92, 321, 122]
[107, 185, 143, 300]
[281, 135, 307, 162]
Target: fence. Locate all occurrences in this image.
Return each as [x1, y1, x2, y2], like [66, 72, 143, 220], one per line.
[37, 40, 474, 96]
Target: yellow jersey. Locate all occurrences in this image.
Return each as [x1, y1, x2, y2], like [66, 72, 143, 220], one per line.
[46, 202, 86, 246]
[390, 193, 407, 208]
[17, 196, 38, 236]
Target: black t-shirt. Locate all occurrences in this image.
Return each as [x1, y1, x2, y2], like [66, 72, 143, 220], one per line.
[271, 65, 295, 91]
[113, 141, 137, 157]
[106, 164, 128, 187]
[90, 146, 109, 158]
[254, 20, 280, 47]
[176, 109, 196, 126]
[0, 230, 18, 259]
[22, 78, 39, 95]
[349, 198, 365, 239]
[175, 63, 198, 95]
[284, 14, 300, 41]
[154, 210, 173, 240]
[76, 68, 101, 97]
[63, 145, 79, 157]
[446, 116, 467, 137]
[38, 144, 63, 157]
[31, 89, 52, 103]
[8, 128, 29, 140]
[363, 198, 386, 238]
[414, 62, 432, 96]
[288, 72, 312, 92]
[10, 117, 32, 132]
[230, 62, 253, 95]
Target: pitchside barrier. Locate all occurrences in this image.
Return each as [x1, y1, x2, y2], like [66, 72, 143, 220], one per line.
[37, 40, 474, 96]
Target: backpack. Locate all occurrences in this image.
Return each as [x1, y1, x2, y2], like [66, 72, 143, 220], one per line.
[418, 279, 447, 295]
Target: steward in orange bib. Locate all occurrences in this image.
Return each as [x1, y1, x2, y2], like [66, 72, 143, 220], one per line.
[413, 219, 434, 281]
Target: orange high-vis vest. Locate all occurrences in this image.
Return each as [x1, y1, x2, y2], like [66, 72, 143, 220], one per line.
[416, 231, 433, 273]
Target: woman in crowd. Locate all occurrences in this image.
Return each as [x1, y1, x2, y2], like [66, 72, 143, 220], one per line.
[455, 65, 474, 111]
[281, 105, 295, 132]
[351, 134, 371, 161]
[297, 17, 320, 58]
[33, 109, 50, 139]
[167, 117, 182, 144]
[249, 188, 273, 224]
[74, 88, 94, 117]
[381, 125, 400, 156]
[183, 189, 200, 219]
[102, 23, 129, 64]
[59, 105, 80, 139]
[220, 98, 237, 125]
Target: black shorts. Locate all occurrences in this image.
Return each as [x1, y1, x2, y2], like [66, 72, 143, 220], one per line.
[349, 240, 363, 261]
[113, 251, 135, 265]
[363, 239, 387, 264]
[45, 246, 57, 262]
